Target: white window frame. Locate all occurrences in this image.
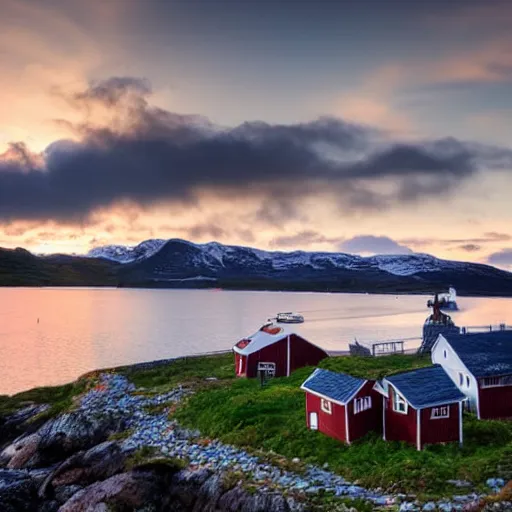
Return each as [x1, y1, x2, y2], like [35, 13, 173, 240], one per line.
[393, 391, 408, 414]
[354, 396, 372, 414]
[431, 406, 450, 419]
[480, 376, 512, 388]
[321, 398, 332, 415]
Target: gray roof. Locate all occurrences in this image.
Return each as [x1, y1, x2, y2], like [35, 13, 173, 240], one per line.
[301, 369, 366, 404]
[385, 365, 465, 409]
[442, 331, 512, 378]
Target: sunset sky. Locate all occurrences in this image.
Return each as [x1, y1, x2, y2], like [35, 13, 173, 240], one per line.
[1, 0, 512, 269]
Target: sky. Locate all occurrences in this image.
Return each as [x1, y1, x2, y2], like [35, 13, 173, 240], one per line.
[1, 0, 512, 270]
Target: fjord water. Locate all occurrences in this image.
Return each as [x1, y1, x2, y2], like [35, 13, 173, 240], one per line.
[0, 287, 511, 395]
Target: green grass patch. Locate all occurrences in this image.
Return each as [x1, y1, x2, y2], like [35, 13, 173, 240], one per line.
[174, 354, 512, 497]
[0, 378, 90, 422]
[121, 352, 235, 392]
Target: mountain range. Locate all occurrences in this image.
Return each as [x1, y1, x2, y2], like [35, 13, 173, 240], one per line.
[0, 238, 511, 295]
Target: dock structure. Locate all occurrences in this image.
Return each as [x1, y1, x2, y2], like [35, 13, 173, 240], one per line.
[349, 338, 418, 357]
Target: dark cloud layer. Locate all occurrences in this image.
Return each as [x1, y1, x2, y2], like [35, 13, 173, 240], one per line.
[1, 76, 512, 223]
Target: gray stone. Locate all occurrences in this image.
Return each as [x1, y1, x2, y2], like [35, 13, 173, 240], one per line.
[0, 469, 38, 511]
[54, 484, 83, 504]
[59, 471, 162, 512]
[218, 485, 251, 511]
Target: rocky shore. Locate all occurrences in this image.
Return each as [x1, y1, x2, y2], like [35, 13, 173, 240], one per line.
[1, 372, 510, 511]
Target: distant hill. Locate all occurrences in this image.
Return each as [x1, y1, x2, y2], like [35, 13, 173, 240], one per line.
[0, 247, 118, 287]
[1, 239, 512, 295]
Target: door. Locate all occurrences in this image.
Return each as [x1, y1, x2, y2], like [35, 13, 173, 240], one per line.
[309, 412, 318, 430]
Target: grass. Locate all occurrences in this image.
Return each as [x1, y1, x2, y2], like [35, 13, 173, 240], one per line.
[0, 378, 91, 422]
[120, 352, 234, 392]
[3, 351, 511, 500]
[173, 354, 512, 498]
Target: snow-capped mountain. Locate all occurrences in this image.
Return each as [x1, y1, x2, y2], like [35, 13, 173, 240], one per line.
[87, 239, 166, 263]
[86, 238, 512, 295]
[88, 238, 478, 276]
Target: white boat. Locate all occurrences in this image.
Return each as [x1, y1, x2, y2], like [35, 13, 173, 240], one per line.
[273, 312, 305, 324]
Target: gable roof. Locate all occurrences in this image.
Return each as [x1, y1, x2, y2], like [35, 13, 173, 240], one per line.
[233, 323, 297, 355]
[384, 365, 465, 409]
[440, 331, 512, 378]
[300, 368, 367, 405]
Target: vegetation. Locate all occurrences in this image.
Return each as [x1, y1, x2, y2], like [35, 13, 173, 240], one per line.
[0, 378, 90, 421]
[2, 351, 510, 500]
[120, 352, 234, 392]
[172, 354, 512, 497]
[0, 247, 118, 287]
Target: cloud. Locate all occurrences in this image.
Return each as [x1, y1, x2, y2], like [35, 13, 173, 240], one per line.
[270, 231, 344, 249]
[339, 235, 413, 256]
[1, 76, 512, 224]
[487, 249, 512, 270]
[402, 232, 512, 248]
[458, 244, 481, 253]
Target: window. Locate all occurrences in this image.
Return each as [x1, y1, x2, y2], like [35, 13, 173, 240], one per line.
[431, 406, 450, 419]
[393, 392, 408, 414]
[444, 350, 447, 359]
[321, 398, 332, 414]
[354, 396, 372, 414]
[466, 376, 470, 388]
[459, 372, 464, 386]
[481, 376, 512, 388]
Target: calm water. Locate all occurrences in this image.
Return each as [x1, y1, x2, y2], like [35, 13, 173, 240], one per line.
[0, 288, 511, 395]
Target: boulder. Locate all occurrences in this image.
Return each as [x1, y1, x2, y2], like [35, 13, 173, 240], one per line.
[193, 473, 225, 512]
[168, 468, 212, 508]
[37, 410, 124, 466]
[0, 404, 49, 449]
[1, 433, 42, 469]
[38, 442, 127, 499]
[240, 492, 289, 512]
[218, 485, 251, 511]
[53, 441, 126, 487]
[58, 471, 163, 512]
[54, 484, 84, 504]
[0, 469, 39, 511]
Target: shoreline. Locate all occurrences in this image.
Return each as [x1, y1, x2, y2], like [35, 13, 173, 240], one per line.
[2, 283, 512, 298]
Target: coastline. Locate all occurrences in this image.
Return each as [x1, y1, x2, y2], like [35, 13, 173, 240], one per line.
[1, 351, 511, 511]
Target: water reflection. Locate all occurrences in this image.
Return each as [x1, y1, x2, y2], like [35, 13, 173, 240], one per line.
[0, 288, 510, 394]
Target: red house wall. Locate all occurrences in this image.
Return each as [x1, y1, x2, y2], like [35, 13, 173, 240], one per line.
[305, 393, 347, 443]
[234, 353, 247, 377]
[384, 387, 417, 446]
[347, 381, 382, 442]
[245, 338, 288, 378]
[419, 403, 460, 448]
[244, 335, 328, 378]
[289, 336, 329, 373]
[478, 384, 512, 419]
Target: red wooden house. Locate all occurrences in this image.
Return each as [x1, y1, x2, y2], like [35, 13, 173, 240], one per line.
[233, 323, 328, 378]
[301, 369, 382, 444]
[432, 331, 512, 419]
[375, 365, 466, 450]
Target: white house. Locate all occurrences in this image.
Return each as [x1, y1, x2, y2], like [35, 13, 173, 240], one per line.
[432, 331, 512, 420]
